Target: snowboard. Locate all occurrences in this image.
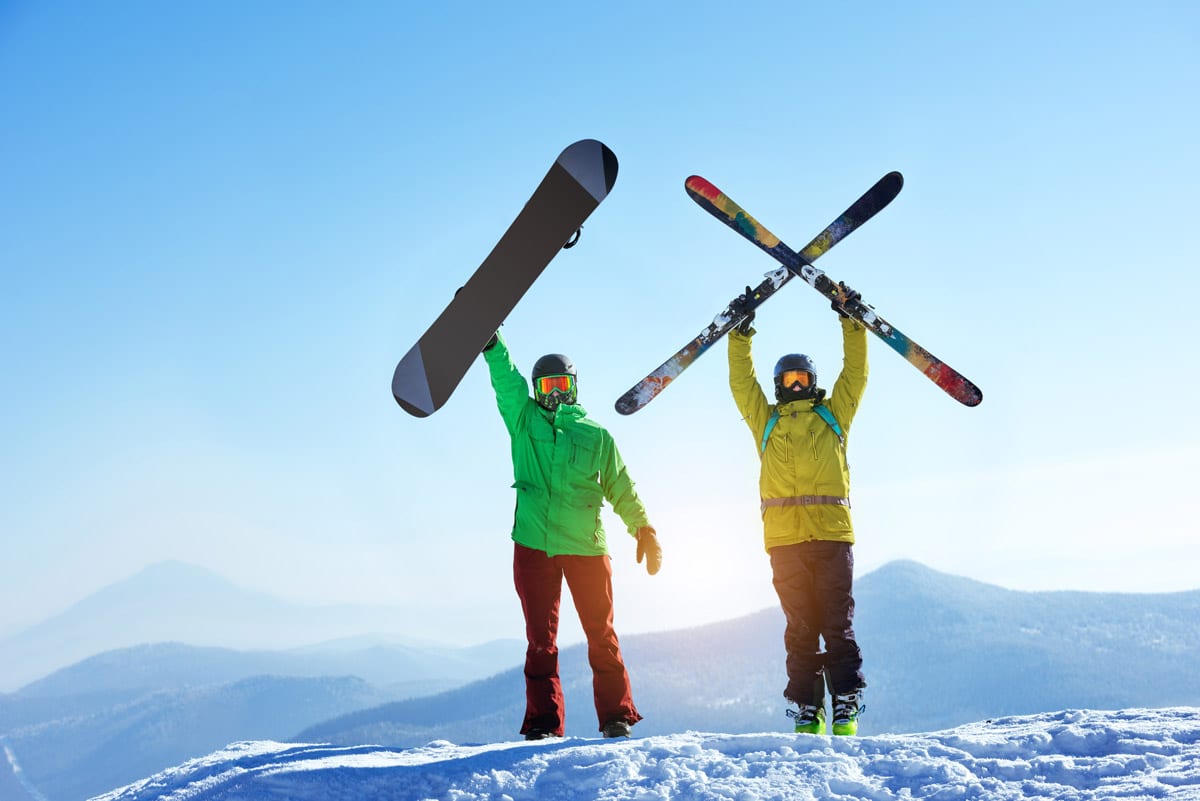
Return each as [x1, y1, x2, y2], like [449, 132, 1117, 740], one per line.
[392, 140, 618, 417]
[684, 174, 983, 407]
[614, 172, 903, 415]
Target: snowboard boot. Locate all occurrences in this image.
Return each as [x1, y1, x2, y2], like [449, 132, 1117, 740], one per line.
[787, 703, 826, 734]
[601, 720, 632, 739]
[831, 687, 865, 736]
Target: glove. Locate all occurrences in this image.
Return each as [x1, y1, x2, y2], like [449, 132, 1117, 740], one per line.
[729, 286, 756, 335]
[831, 281, 861, 318]
[635, 526, 661, 576]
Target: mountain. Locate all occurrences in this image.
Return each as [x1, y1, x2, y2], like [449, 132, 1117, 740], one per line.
[5, 675, 390, 801]
[300, 560, 1200, 744]
[855, 560, 1200, 729]
[0, 635, 524, 801]
[6, 560, 1199, 801]
[16, 638, 522, 700]
[0, 637, 523, 733]
[0, 561, 448, 691]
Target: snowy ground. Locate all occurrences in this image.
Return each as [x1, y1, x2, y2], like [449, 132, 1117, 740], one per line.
[92, 708, 1200, 801]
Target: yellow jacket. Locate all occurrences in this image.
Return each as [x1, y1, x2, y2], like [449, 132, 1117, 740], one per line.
[728, 317, 867, 551]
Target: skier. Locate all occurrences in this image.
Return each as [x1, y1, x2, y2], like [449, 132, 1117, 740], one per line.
[482, 330, 661, 740]
[726, 289, 868, 736]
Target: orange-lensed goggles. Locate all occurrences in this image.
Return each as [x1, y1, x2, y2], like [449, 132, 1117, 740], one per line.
[535, 374, 576, 395]
[779, 369, 812, 388]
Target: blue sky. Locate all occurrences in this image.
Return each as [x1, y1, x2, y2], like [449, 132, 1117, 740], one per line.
[2, 2, 1197, 646]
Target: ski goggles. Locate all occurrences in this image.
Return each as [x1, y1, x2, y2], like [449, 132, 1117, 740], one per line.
[535, 374, 576, 396]
[779, 369, 813, 389]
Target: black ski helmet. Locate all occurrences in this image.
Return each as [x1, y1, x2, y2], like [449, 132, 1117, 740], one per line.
[773, 353, 818, 401]
[532, 353, 578, 411]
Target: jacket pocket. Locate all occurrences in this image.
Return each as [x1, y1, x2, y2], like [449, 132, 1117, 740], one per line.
[770, 433, 792, 464]
[571, 441, 598, 470]
[566, 483, 604, 546]
[511, 481, 545, 533]
[569, 482, 604, 511]
[814, 502, 853, 535]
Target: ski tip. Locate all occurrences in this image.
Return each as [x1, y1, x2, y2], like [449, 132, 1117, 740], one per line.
[926, 360, 983, 408]
[947, 377, 983, 408]
[615, 372, 678, 415]
[558, 139, 618, 201]
[614, 386, 644, 415]
[873, 171, 904, 199]
[684, 175, 718, 197]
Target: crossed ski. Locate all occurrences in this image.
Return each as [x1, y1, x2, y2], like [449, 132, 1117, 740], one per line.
[615, 173, 982, 414]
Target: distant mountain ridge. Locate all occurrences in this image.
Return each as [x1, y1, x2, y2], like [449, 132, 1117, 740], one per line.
[16, 638, 523, 700]
[0, 637, 523, 801]
[4, 560, 1199, 801]
[4, 674, 390, 801]
[0, 560, 452, 691]
[301, 559, 1200, 744]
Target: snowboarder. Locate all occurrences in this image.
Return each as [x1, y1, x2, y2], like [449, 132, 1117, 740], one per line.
[727, 293, 868, 736]
[483, 330, 661, 740]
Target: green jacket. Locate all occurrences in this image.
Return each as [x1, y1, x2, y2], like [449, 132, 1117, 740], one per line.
[728, 317, 868, 550]
[484, 333, 650, 557]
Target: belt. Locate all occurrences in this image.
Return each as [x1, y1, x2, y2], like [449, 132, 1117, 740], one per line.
[760, 495, 850, 514]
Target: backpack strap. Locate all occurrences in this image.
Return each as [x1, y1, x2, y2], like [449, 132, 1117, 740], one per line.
[760, 410, 781, 454]
[760, 403, 843, 454]
[813, 403, 845, 447]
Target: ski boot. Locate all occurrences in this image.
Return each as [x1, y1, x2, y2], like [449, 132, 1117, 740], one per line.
[786, 672, 827, 734]
[831, 687, 865, 736]
[787, 703, 826, 734]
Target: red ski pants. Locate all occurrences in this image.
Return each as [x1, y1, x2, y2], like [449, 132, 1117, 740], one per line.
[512, 543, 642, 736]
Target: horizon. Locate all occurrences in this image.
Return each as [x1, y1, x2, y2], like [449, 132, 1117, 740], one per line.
[7, 556, 1199, 653]
[2, 3, 1198, 650]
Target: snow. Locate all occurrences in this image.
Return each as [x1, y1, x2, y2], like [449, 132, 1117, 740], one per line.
[91, 707, 1200, 801]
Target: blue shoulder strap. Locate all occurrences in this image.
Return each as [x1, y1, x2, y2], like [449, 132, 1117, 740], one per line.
[759, 410, 780, 454]
[813, 403, 845, 446]
[760, 404, 843, 454]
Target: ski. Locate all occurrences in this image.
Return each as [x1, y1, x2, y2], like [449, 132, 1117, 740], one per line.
[393, 140, 618, 417]
[684, 173, 982, 407]
[615, 172, 906, 415]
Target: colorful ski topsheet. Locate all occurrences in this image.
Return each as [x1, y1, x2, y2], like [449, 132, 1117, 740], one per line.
[614, 173, 904, 415]
[685, 173, 903, 265]
[393, 140, 618, 418]
[685, 173, 983, 408]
